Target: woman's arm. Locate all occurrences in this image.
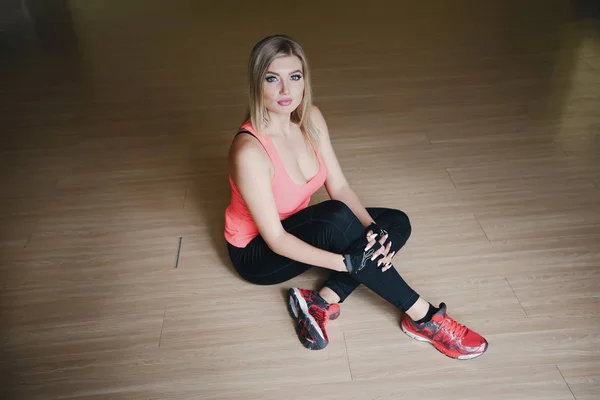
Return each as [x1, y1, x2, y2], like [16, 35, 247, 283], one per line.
[229, 134, 348, 272]
[311, 107, 395, 270]
[311, 106, 376, 228]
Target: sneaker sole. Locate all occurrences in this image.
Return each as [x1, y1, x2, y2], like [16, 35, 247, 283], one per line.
[287, 288, 328, 350]
[400, 323, 488, 360]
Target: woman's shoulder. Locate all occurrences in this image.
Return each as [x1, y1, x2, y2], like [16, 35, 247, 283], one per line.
[309, 104, 331, 141]
[229, 124, 269, 171]
[310, 104, 325, 125]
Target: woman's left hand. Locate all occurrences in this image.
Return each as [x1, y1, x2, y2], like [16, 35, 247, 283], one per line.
[379, 248, 396, 272]
[365, 231, 394, 272]
[366, 224, 394, 272]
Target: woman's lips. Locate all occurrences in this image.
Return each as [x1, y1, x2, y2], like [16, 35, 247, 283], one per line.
[278, 98, 293, 106]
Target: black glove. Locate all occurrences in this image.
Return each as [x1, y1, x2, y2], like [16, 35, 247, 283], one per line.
[367, 223, 392, 254]
[342, 234, 386, 275]
[366, 222, 388, 241]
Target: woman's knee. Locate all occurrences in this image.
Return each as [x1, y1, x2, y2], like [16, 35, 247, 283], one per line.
[311, 200, 364, 248]
[390, 209, 412, 241]
[313, 200, 356, 225]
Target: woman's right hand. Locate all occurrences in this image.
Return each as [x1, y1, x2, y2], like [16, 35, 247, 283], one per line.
[342, 231, 392, 275]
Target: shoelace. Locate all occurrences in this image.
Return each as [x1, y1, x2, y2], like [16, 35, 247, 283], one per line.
[440, 316, 468, 339]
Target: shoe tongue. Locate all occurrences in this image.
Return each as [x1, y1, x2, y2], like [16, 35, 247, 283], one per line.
[431, 304, 447, 322]
[431, 313, 444, 323]
[438, 303, 447, 315]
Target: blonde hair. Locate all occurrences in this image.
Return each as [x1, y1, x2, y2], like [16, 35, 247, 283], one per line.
[245, 34, 319, 142]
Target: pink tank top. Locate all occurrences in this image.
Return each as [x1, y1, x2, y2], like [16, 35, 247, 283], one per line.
[224, 121, 327, 247]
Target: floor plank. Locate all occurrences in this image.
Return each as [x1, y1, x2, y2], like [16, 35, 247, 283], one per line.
[344, 315, 600, 381]
[1, 1, 599, 399]
[559, 362, 600, 400]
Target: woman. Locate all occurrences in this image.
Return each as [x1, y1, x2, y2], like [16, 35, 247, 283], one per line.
[224, 34, 488, 359]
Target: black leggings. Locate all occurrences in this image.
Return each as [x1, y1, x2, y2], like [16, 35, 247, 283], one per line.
[227, 200, 420, 312]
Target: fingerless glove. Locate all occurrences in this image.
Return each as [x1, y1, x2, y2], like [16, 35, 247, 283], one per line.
[367, 222, 388, 241]
[342, 235, 385, 275]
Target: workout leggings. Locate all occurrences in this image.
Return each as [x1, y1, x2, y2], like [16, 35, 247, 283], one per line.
[227, 200, 419, 312]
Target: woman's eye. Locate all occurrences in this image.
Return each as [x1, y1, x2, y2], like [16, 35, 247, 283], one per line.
[291, 74, 302, 81]
[265, 76, 277, 83]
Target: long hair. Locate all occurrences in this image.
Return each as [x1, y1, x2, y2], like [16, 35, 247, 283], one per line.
[245, 34, 319, 142]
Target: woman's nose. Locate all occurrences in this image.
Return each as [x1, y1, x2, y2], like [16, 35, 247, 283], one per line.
[280, 81, 289, 95]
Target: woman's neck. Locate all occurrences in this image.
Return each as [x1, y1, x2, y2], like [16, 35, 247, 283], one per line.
[264, 112, 294, 137]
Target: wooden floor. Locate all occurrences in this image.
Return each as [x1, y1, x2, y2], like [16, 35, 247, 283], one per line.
[1, 1, 599, 399]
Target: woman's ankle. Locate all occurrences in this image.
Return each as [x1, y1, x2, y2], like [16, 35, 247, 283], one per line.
[405, 297, 430, 321]
[318, 286, 341, 304]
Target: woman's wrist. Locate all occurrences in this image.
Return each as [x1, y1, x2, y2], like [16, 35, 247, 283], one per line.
[332, 253, 348, 272]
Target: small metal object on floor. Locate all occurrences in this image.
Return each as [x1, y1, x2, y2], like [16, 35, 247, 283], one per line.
[173, 236, 182, 268]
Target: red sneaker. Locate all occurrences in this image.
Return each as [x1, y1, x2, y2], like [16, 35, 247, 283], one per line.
[287, 288, 340, 350]
[401, 303, 488, 360]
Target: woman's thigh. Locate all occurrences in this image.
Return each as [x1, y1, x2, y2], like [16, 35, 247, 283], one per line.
[228, 200, 365, 284]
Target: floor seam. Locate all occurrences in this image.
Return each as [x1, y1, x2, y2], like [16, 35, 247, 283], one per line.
[474, 213, 491, 243]
[556, 365, 577, 400]
[158, 305, 168, 348]
[505, 278, 528, 318]
[342, 332, 355, 381]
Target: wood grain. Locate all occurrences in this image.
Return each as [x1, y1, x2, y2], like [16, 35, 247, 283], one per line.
[1, 1, 598, 399]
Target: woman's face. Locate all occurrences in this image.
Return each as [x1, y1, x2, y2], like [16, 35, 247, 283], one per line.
[263, 55, 305, 116]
